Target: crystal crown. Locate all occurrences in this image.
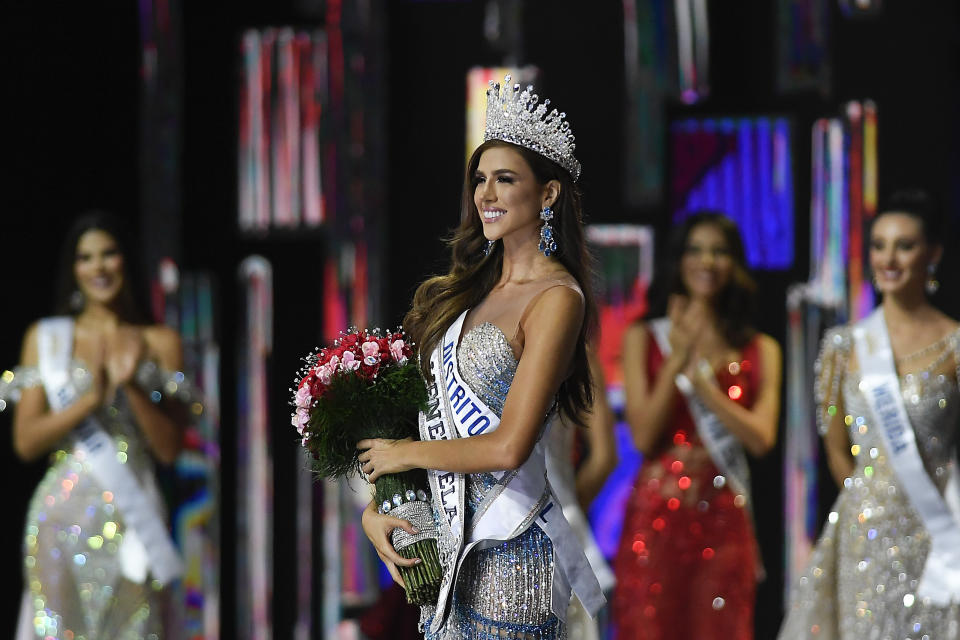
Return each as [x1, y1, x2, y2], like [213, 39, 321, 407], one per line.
[484, 75, 581, 181]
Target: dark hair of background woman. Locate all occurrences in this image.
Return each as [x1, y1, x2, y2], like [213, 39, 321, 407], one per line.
[54, 210, 150, 323]
[404, 139, 597, 426]
[647, 211, 757, 349]
[874, 188, 944, 244]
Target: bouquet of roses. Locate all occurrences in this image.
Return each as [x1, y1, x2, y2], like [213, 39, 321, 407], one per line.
[291, 327, 441, 604]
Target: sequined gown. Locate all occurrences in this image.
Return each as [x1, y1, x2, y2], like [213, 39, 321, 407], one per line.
[612, 328, 761, 639]
[778, 326, 960, 640]
[12, 362, 173, 639]
[424, 322, 564, 640]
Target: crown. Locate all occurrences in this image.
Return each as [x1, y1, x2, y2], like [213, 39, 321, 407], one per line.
[484, 75, 581, 181]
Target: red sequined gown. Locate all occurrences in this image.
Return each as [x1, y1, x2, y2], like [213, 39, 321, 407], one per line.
[612, 328, 761, 639]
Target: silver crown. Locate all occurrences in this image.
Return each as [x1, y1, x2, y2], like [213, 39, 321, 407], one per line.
[484, 75, 581, 181]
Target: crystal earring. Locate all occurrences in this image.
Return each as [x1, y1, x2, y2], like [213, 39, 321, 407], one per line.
[69, 290, 85, 311]
[926, 263, 940, 295]
[538, 206, 557, 257]
[484, 240, 495, 257]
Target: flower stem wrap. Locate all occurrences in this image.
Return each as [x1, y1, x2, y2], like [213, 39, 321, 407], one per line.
[374, 471, 442, 605]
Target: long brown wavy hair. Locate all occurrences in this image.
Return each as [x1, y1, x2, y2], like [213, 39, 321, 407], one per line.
[404, 139, 597, 425]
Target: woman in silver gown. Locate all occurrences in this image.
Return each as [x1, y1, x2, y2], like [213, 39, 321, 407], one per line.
[779, 190, 960, 639]
[358, 78, 605, 639]
[3, 213, 192, 639]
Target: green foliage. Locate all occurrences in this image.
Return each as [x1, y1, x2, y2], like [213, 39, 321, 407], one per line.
[303, 361, 430, 479]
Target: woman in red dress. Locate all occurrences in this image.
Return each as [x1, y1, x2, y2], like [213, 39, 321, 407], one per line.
[612, 212, 782, 639]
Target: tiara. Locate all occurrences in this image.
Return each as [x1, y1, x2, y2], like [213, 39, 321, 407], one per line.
[484, 75, 581, 181]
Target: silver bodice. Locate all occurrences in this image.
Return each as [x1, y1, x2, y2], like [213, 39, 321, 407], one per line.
[425, 321, 564, 640]
[779, 326, 960, 640]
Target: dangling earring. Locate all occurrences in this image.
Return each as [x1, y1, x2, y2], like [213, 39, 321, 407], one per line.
[926, 263, 940, 295]
[69, 290, 85, 311]
[483, 240, 495, 257]
[538, 206, 557, 257]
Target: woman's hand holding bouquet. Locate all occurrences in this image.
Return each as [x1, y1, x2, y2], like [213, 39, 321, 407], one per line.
[291, 328, 441, 603]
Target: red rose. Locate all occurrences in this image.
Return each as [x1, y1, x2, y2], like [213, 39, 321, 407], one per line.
[310, 377, 327, 397]
[299, 373, 317, 390]
[359, 361, 379, 381]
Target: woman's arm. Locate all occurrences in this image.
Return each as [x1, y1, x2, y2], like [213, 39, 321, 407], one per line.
[361, 499, 422, 586]
[817, 330, 853, 486]
[688, 333, 782, 457]
[822, 388, 853, 487]
[574, 347, 617, 510]
[359, 286, 585, 480]
[117, 326, 188, 465]
[622, 323, 686, 455]
[13, 323, 104, 462]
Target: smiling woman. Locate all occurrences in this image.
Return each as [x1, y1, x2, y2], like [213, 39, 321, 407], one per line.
[357, 77, 607, 639]
[779, 189, 960, 639]
[3, 211, 195, 639]
[612, 211, 782, 640]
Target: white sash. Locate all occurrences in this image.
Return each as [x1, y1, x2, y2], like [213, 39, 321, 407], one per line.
[420, 310, 605, 633]
[37, 317, 184, 586]
[649, 318, 753, 503]
[853, 309, 960, 605]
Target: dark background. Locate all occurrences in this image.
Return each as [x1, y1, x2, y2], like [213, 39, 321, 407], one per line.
[2, 1, 958, 638]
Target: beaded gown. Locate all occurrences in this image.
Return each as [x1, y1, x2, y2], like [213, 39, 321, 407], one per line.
[7, 357, 184, 639]
[778, 326, 960, 640]
[612, 326, 761, 639]
[423, 321, 564, 640]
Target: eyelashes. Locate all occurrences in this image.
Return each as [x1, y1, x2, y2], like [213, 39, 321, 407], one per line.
[473, 175, 516, 186]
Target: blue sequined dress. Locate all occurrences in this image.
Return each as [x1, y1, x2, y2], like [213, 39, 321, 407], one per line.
[424, 321, 566, 640]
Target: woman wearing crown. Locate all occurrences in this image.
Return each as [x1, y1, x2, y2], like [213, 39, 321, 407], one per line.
[356, 77, 606, 639]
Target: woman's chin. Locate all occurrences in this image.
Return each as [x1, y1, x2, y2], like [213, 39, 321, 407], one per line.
[82, 291, 122, 307]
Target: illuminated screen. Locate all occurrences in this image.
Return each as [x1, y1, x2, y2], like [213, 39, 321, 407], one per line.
[670, 116, 794, 270]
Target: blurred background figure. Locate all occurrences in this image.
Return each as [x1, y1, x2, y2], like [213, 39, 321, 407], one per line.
[612, 213, 782, 639]
[545, 346, 618, 639]
[779, 190, 960, 639]
[3, 213, 194, 639]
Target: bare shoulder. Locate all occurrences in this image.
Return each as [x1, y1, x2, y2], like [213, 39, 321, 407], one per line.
[22, 320, 41, 345]
[623, 321, 651, 348]
[756, 332, 782, 356]
[142, 325, 184, 367]
[933, 310, 960, 334]
[143, 324, 181, 347]
[18, 320, 43, 365]
[528, 284, 584, 321]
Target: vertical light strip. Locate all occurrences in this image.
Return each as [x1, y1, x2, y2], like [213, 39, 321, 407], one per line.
[691, 0, 710, 99]
[846, 102, 865, 319]
[673, 0, 694, 101]
[238, 256, 274, 639]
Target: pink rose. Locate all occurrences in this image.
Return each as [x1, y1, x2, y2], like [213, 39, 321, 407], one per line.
[340, 350, 361, 371]
[361, 340, 380, 358]
[390, 339, 408, 364]
[292, 408, 310, 435]
[295, 386, 313, 409]
[317, 362, 335, 385]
